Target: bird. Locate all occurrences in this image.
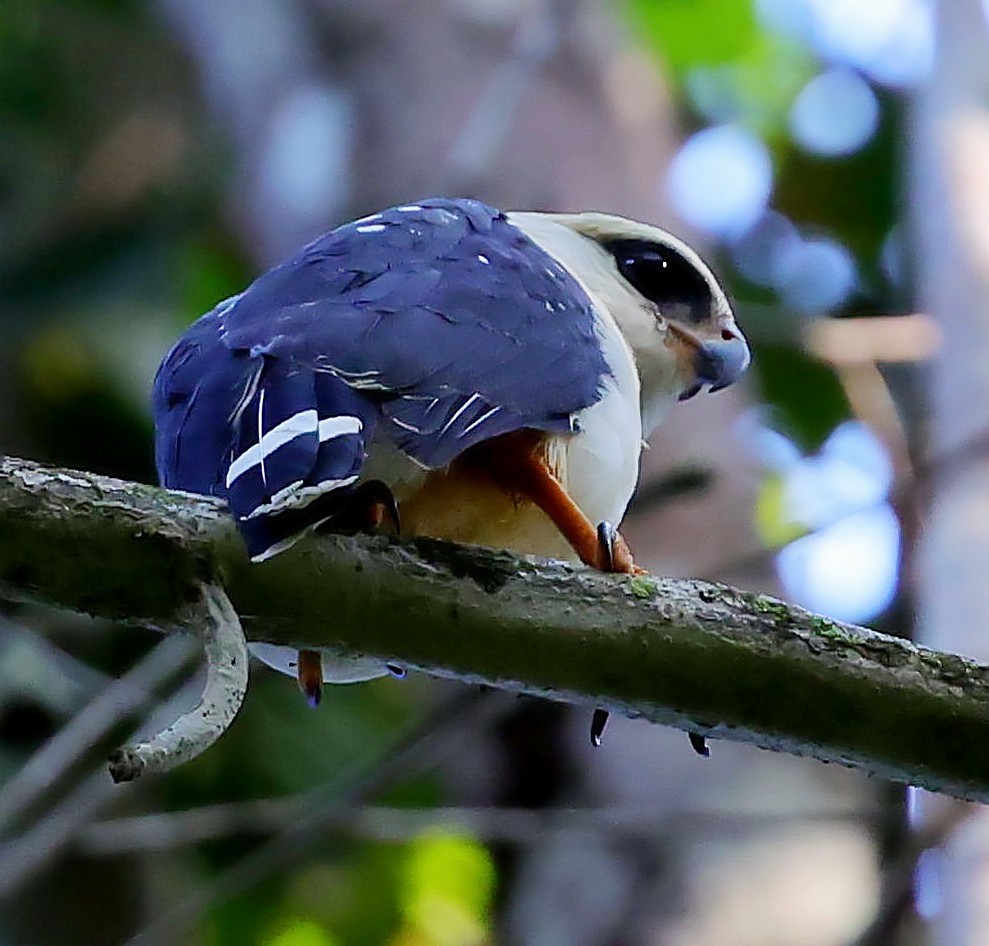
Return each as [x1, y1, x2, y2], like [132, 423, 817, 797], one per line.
[152, 197, 749, 735]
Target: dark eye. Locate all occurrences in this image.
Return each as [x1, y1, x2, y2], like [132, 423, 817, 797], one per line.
[606, 238, 713, 322]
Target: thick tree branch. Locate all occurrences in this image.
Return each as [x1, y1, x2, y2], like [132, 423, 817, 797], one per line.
[2, 455, 988, 800]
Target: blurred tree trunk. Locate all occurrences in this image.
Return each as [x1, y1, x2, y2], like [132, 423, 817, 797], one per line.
[911, 0, 989, 943]
[153, 4, 757, 944]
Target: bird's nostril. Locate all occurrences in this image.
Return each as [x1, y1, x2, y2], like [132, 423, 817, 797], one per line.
[692, 330, 751, 393]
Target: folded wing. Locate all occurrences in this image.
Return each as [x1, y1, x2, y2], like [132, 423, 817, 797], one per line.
[152, 198, 610, 560]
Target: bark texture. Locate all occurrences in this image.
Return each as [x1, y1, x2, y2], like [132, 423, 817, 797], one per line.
[1, 455, 988, 800]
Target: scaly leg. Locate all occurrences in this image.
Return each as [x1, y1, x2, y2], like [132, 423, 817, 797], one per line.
[298, 481, 402, 706]
[297, 649, 323, 708]
[479, 433, 641, 574]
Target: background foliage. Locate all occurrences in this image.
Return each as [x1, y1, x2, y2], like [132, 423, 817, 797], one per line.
[0, 1, 947, 944]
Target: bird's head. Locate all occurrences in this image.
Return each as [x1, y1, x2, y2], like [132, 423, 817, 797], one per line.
[508, 210, 749, 434]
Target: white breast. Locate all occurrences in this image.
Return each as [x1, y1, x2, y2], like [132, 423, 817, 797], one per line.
[562, 306, 644, 528]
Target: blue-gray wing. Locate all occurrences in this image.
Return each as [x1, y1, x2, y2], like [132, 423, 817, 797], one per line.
[152, 198, 609, 559]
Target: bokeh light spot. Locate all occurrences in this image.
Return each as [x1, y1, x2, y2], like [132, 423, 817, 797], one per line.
[262, 82, 352, 222]
[776, 504, 900, 622]
[773, 235, 857, 314]
[400, 832, 494, 946]
[765, 0, 935, 87]
[666, 125, 773, 238]
[789, 67, 879, 156]
[730, 210, 801, 287]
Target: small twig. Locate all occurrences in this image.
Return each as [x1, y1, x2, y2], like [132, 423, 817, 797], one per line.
[850, 799, 975, 946]
[108, 583, 248, 783]
[442, 0, 560, 186]
[0, 636, 195, 831]
[0, 677, 202, 898]
[123, 686, 500, 946]
[76, 800, 887, 856]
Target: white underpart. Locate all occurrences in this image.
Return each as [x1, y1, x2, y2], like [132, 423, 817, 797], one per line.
[248, 643, 391, 683]
[566, 306, 644, 528]
[226, 412, 362, 487]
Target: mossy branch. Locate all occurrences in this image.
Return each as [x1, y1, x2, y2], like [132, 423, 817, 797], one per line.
[2, 455, 988, 799]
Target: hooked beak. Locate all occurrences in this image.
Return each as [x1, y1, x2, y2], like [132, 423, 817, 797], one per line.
[669, 322, 751, 401]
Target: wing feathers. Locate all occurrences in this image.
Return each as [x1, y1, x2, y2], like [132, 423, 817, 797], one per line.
[153, 198, 609, 562]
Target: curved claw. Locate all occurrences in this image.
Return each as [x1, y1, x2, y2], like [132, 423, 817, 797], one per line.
[590, 708, 609, 747]
[595, 521, 639, 574]
[688, 732, 710, 757]
[596, 521, 617, 571]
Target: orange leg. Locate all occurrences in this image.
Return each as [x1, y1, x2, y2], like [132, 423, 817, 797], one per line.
[298, 482, 400, 709]
[297, 649, 323, 708]
[320, 480, 400, 536]
[477, 432, 641, 574]
[472, 432, 649, 749]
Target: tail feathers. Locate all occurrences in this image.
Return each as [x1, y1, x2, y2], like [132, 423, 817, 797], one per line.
[153, 312, 241, 496]
[224, 362, 377, 560]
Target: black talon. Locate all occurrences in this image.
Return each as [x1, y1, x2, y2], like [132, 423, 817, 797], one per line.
[679, 384, 702, 402]
[591, 708, 609, 747]
[322, 480, 401, 536]
[386, 663, 407, 679]
[596, 521, 617, 571]
[688, 732, 710, 757]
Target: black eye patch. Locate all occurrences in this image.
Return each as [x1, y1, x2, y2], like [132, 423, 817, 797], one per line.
[604, 238, 713, 323]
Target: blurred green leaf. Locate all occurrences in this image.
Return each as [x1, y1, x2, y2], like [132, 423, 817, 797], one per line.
[685, 33, 816, 139]
[754, 472, 810, 548]
[398, 832, 494, 946]
[625, 0, 757, 71]
[752, 343, 849, 451]
[178, 236, 250, 324]
[264, 917, 338, 946]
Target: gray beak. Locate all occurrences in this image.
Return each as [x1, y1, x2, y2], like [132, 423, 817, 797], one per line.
[693, 330, 751, 393]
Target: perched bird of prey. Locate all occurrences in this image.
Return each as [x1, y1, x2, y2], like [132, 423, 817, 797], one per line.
[153, 198, 749, 728]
